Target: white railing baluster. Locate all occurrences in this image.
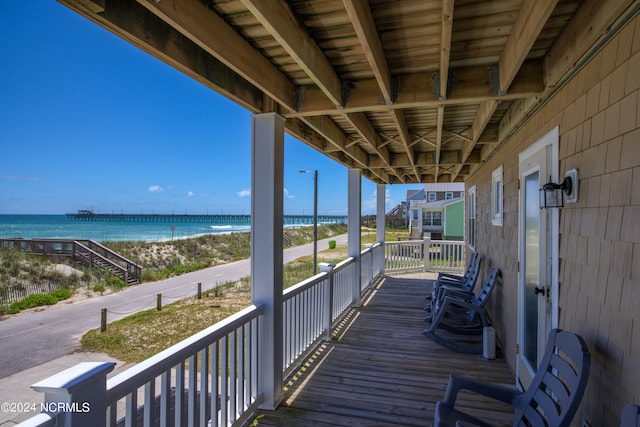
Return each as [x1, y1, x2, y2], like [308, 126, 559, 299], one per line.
[210, 342, 219, 427]
[220, 335, 228, 426]
[238, 325, 245, 416]
[199, 347, 208, 427]
[160, 371, 170, 427]
[188, 355, 197, 426]
[125, 389, 137, 427]
[143, 380, 154, 427]
[175, 362, 185, 427]
[230, 330, 237, 422]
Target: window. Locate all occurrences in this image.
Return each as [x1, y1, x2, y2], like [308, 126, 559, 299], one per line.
[491, 166, 503, 226]
[423, 211, 443, 226]
[468, 186, 477, 249]
[445, 192, 453, 199]
[428, 192, 437, 202]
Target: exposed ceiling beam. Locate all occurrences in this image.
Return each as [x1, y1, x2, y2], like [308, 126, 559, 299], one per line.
[343, 0, 394, 104]
[344, 113, 392, 168]
[286, 61, 543, 118]
[439, 0, 455, 99]
[390, 110, 420, 182]
[434, 106, 445, 181]
[137, 0, 297, 110]
[545, 0, 639, 89]
[301, 116, 387, 182]
[451, 100, 498, 181]
[241, 0, 343, 108]
[498, 0, 558, 94]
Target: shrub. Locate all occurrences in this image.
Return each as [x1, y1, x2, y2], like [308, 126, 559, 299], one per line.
[50, 289, 72, 301]
[10, 293, 58, 312]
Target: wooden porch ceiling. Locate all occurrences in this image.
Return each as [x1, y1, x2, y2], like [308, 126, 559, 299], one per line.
[60, 0, 638, 184]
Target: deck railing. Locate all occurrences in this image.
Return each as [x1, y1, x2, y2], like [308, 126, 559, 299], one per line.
[19, 243, 386, 427]
[384, 239, 465, 273]
[0, 238, 143, 284]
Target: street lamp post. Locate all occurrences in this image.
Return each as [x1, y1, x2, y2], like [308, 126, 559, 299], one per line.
[299, 169, 318, 274]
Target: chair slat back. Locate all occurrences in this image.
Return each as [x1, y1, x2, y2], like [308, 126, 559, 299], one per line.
[471, 267, 500, 307]
[515, 329, 591, 427]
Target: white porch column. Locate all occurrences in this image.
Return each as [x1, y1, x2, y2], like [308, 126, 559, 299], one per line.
[376, 183, 386, 274]
[250, 113, 284, 410]
[348, 168, 361, 307]
[376, 184, 386, 244]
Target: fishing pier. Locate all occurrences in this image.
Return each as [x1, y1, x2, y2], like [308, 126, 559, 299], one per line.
[65, 211, 347, 225]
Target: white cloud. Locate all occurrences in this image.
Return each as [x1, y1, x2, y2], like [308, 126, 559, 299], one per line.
[236, 188, 251, 198]
[148, 185, 164, 193]
[362, 189, 394, 213]
[187, 191, 194, 198]
[283, 188, 295, 199]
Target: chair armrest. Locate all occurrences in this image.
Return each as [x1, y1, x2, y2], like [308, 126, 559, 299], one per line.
[443, 374, 520, 407]
[438, 287, 474, 302]
[438, 272, 466, 282]
[437, 276, 467, 287]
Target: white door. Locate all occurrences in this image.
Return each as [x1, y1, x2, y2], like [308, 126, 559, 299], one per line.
[517, 129, 559, 389]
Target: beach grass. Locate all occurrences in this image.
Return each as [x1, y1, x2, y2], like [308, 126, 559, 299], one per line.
[79, 226, 411, 361]
[82, 254, 346, 362]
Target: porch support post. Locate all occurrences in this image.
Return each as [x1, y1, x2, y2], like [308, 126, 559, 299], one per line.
[250, 112, 284, 410]
[376, 184, 386, 244]
[376, 183, 386, 274]
[348, 168, 362, 307]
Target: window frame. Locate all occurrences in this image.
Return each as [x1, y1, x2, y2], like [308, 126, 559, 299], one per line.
[428, 192, 437, 202]
[468, 185, 477, 250]
[491, 166, 503, 226]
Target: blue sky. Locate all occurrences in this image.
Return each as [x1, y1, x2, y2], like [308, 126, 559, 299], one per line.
[0, 1, 422, 216]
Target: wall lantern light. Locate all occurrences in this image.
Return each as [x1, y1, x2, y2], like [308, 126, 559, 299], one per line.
[539, 169, 579, 209]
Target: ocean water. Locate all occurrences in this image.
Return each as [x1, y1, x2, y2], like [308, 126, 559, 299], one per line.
[0, 214, 345, 243]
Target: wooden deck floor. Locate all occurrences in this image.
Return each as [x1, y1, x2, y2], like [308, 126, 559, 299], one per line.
[248, 275, 516, 426]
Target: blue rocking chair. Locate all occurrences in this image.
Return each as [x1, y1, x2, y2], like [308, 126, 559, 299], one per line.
[432, 329, 590, 427]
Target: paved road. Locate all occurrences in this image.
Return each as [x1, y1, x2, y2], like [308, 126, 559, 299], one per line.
[0, 234, 348, 379]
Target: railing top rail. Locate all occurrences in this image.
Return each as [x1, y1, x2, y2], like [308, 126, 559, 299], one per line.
[87, 240, 142, 269]
[283, 272, 328, 300]
[106, 303, 263, 403]
[73, 241, 127, 274]
[333, 256, 355, 273]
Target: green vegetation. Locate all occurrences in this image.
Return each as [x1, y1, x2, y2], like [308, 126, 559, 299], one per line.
[103, 223, 348, 282]
[82, 279, 252, 362]
[6, 289, 72, 314]
[82, 253, 345, 362]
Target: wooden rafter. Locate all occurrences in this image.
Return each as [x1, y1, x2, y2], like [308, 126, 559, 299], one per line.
[137, 0, 297, 110]
[498, 0, 559, 94]
[451, 100, 498, 181]
[343, 0, 394, 104]
[439, 0, 454, 99]
[240, 0, 343, 108]
[285, 61, 544, 118]
[390, 110, 420, 182]
[434, 106, 445, 182]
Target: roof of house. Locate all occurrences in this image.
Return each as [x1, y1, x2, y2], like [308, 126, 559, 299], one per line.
[59, 0, 638, 184]
[421, 197, 465, 209]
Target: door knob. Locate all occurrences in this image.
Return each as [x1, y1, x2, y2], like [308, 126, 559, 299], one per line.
[534, 287, 546, 295]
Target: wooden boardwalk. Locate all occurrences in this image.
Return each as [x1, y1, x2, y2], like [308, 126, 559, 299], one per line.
[248, 275, 515, 426]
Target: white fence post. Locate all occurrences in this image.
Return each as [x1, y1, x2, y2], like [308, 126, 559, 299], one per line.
[319, 263, 335, 341]
[29, 362, 115, 427]
[423, 237, 431, 271]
